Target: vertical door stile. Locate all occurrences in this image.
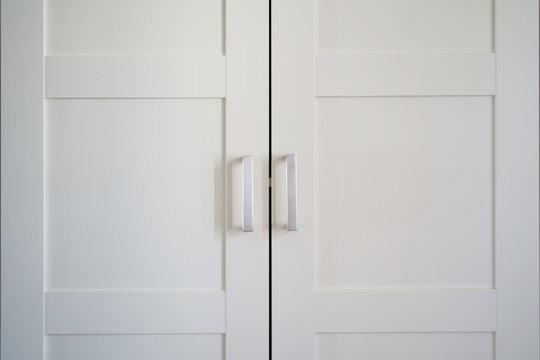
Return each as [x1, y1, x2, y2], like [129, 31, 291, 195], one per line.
[1, 0, 45, 358]
[494, 0, 539, 357]
[226, 0, 270, 359]
[272, 0, 316, 358]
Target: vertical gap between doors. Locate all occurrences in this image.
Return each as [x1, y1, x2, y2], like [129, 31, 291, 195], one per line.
[268, 0, 273, 359]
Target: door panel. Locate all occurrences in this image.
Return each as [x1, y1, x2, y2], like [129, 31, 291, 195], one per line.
[46, 0, 223, 54]
[317, 333, 493, 360]
[42, 0, 268, 357]
[272, 0, 538, 359]
[316, 0, 493, 52]
[47, 334, 223, 360]
[315, 96, 493, 288]
[46, 99, 223, 290]
[2, 0, 269, 359]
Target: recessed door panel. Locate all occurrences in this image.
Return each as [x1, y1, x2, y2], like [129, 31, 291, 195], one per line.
[46, 0, 223, 54]
[317, 333, 493, 360]
[315, 96, 492, 289]
[316, 0, 493, 52]
[46, 99, 224, 290]
[47, 334, 223, 360]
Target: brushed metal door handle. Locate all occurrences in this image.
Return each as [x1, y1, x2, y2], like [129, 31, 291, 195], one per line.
[286, 154, 298, 231]
[242, 156, 254, 232]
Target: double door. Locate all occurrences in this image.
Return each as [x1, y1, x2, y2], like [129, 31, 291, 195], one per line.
[2, 0, 538, 359]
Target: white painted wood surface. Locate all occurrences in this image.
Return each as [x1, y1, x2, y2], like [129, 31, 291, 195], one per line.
[45, 291, 225, 334]
[273, 0, 538, 359]
[46, 0, 223, 54]
[316, 289, 496, 333]
[47, 334, 223, 360]
[2, 0, 538, 359]
[46, 99, 224, 290]
[225, 0, 270, 358]
[317, 333, 493, 360]
[3, 0, 269, 359]
[316, 0, 493, 53]
[315, 53, 495, 96]
[46, 55, 226, 98]
[272, 0, 315, 359]
[1, 0, 44, 359]
[315, 96, 493, 288]
[494, 0, 539, 358]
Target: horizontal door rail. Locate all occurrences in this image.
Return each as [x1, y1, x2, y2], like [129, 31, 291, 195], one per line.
[316, 288, 496, 333]
[316, 53, 495, 97]
[46, 55, 226, 98]
[45, 290, 225, 334]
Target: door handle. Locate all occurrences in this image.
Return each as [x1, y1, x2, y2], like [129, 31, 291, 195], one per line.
[242, 156, 254, 232]
[286, 154, 298, 231]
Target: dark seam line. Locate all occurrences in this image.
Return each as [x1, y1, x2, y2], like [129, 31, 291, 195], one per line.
[268, 0, 273, 358]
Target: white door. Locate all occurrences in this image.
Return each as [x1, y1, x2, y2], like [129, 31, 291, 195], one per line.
[1, 0, 269, 359]
[272, 0, 539, 359]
